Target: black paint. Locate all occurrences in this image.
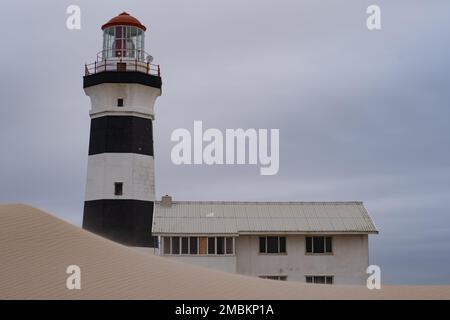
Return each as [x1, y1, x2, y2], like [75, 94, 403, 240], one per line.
[83, 199, 157, 247]
[88, 116, 154, 156]
[83, 71, 162, 89]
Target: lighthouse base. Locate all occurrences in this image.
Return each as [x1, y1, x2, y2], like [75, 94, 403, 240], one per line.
[82, 199, 157, 247]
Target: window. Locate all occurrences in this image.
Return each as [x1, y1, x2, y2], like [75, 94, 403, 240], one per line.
[313, 237, 325, 253]
[259, 275, 287, 281]
[199, 237, 207, 255]
[181, 237, 189, 254]
[226, 237, 234, 255]
[305, 276, 333, 285]
[326, 237, 332, 253]
[163, 237, 170, 254]
[216, 237, 225, 255]
[190, 237, 198, 254]
[280, 237, 286, 253]
[117, 98, 124, 107]
[267, 237, 278, 253]
[306, 237, 313, 253]
[306, 236, 332, 254]
[259, 237, 266, 253]
[172, 237, 180, 254]
[114, 182, 123, 196]
[163, 236, 234, 255]
[259, 236, 287, 254]
[102, 25, 145, 60]
[208, 237, 215, 254]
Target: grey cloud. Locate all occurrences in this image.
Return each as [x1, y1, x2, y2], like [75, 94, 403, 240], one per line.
[1, 0, 449, 284]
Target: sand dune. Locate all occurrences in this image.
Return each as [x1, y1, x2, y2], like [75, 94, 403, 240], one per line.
[0, 204, 449, 299]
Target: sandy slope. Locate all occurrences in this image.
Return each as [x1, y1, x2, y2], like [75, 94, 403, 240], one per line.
[0, 204, 449, 300]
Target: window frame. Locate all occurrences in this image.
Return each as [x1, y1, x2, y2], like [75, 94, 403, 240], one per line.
[305, 236, 333, 255]
[305, 275, 334, 285]
[259, 236, 287, 254]
[161, 236, 235, 256]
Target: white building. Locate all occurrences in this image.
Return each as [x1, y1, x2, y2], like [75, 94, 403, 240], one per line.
[152, 196, 378, 285]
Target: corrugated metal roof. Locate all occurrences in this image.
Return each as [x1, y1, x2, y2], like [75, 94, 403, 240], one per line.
[152, 201, 378, 235]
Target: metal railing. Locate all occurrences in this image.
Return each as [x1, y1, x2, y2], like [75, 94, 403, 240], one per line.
[98, 48, 147, 61]
[84, 49, 160, 77]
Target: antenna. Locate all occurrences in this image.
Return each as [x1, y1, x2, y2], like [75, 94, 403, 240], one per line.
[146, 54, 154, 63]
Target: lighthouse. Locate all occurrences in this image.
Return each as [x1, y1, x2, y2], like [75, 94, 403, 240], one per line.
[82, 13, 161, 247]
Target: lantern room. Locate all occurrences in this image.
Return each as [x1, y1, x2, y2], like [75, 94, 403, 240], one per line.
[101, 12, 147, 60]
[84, 12, 160, 77]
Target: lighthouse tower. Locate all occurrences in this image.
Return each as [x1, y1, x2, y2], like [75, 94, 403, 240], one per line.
[82, 13, 161, 247]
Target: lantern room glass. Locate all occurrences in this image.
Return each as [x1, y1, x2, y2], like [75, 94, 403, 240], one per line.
[102, 25, 145, 60]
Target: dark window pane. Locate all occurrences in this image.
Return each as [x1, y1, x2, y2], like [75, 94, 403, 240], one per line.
[259, 237, 266, 253]
[314, 276, 325, 284]
[117, 98, 124, 107]
[114, 182, 123, 196]
[279, 237, 286, 253]
[226, 237, 233, 254]
[313, 237, 325, 253]
[172, 237, 180, 254]
[267, 237, 279, 253]
[163, 237, 170, 254]
[326, 276, 333, 285]
[217, 237, 225, 254]
[305, 276, 313, 283]
[306, 237, 312, 253]
[181, 237, 189, 254]
[190, 237, 198, 254]
[325, 237, 332, 253]
[208, 237, 215, 254]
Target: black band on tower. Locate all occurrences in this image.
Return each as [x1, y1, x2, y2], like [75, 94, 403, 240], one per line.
[88, 116, 154, 156]
[83, 71, 162, 89]
[83, 199, 157, 247]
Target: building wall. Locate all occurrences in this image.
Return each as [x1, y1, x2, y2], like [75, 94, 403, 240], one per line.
[236, 234, 369, 285]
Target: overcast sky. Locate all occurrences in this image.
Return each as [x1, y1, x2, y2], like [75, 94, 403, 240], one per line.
[1, 0, 449, 284]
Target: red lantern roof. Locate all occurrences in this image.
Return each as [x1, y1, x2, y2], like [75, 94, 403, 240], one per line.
[101, 12, 147, 31]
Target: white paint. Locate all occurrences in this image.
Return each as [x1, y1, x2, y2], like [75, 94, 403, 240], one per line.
[84, 83, 161, 119]
[85, 153, 155, 201]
